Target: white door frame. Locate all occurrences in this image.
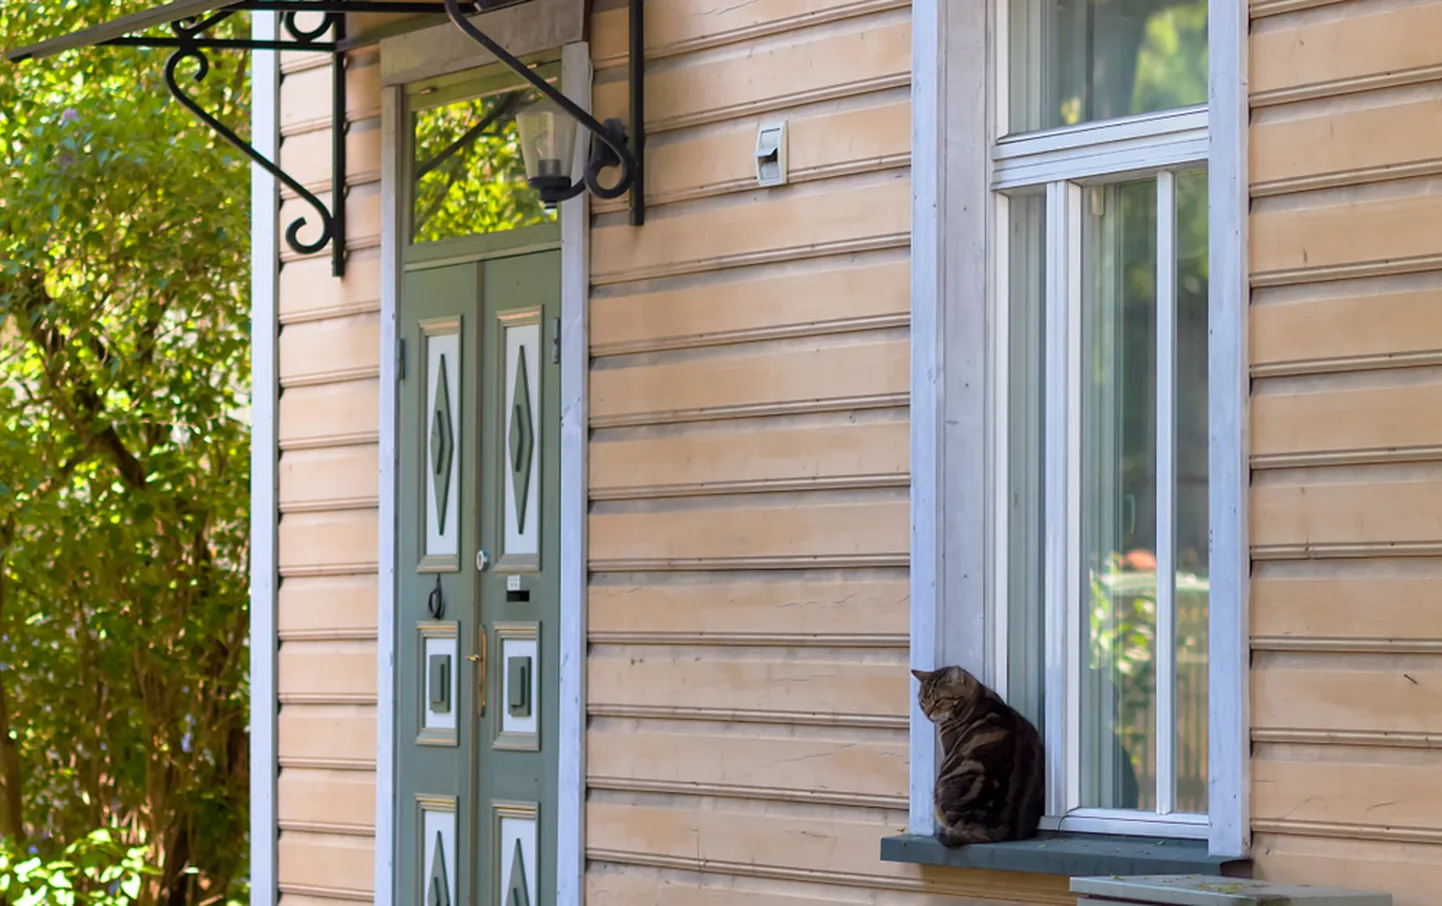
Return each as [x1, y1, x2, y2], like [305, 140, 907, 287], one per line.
[375, 40, 592, 906]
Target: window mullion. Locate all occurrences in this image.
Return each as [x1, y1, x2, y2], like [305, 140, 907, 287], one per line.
[1043, 179, 1083, 816]
[1155, 170, 1178, 816]
[1042, 180, 1067, 817]
[991, 192, 1011, 699]
[991, 109, 1208, 191]
[1062, 181, 1084, 816]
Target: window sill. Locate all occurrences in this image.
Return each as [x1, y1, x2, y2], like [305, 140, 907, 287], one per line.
[879, 832, 1251, 878]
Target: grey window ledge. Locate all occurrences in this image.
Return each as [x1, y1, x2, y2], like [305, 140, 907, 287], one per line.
[1072, 875, 1391, 905]
[880, 832, 1251, 878]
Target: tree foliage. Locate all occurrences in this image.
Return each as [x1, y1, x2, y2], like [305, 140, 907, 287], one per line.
[0, 3, 250, 904]
[411, 83, 555, 243]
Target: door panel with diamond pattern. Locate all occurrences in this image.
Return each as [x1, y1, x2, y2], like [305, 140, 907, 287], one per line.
[397, 250, 560, 906]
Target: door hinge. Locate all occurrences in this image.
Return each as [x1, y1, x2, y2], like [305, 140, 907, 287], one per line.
[551, 316, 561, 364]
[396, 337, 406, 381]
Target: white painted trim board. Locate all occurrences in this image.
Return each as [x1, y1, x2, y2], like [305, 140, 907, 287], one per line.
[1207, 0, 1252, 857]
[907, 0, 941, 836]
[556, 39, 592, 906]
[247, 10, 280, 906]
[907, 0, 992, 837]
[376, 80, 403, 906]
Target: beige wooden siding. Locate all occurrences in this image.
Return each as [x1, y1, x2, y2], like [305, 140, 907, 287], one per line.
[274, 34, 386, 904]
[583, 1, 1062, 904]
[1250, 1, 1442, 902]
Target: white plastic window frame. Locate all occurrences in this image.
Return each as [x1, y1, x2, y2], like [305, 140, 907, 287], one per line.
[908, 0, 1249, 859]
[1003, 128, 1209, 841]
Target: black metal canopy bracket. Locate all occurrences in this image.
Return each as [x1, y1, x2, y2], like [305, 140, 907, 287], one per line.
[3, 1, 538, 278]
[4, 0, 645, 279]
[160, 8, 351, 276]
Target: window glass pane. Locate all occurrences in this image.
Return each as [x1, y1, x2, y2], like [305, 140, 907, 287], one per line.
[1174, 169, 1209, 815]
[1079, 179, 1156, 811]
[1007, 193, 1047, 733]
[411, 76, 557, 245]
[1007, 0, 1208, 134]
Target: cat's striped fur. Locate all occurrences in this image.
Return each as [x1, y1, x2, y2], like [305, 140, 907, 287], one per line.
[912, 665, 1045, 845]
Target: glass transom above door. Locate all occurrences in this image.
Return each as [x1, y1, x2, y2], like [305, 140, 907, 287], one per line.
[409, 62, 562, 248]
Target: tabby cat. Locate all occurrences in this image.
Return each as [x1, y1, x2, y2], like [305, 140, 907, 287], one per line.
[912, 665, 1045, 845]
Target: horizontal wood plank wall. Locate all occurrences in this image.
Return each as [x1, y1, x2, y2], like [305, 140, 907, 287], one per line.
[274, 24, 392, 902]
[1250, 0, 1442, 902]
[585, 1, 1064, 904]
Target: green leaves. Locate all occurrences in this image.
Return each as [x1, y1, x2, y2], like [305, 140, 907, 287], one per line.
[0, 2, 252, 904]
[0, 826, 158, 906]
[411, 88, 556, 244]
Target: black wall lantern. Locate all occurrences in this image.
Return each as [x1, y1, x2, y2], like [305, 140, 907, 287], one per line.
[3, 0, 647, 281]
[443, 0, 643, 214]
[517, 99, 632, 205]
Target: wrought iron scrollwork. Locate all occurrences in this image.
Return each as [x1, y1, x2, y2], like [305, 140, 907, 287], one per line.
[155, 10, 348, 276]
[283, 11, 336, 43]
[172, 11, 238, 39]
[164, 46, 335, 257]
[4, 0, 644, 275]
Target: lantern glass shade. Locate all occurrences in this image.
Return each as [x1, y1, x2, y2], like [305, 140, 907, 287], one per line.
[516, 97, 579, 185]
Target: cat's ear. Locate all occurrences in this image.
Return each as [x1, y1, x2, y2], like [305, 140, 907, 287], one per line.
[911, 668, 931, 682]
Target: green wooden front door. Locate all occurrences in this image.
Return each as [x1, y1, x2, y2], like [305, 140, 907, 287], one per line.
[396, 250, 561, 906]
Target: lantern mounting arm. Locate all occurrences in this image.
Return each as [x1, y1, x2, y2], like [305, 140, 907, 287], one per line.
[443, 0, 646, 223]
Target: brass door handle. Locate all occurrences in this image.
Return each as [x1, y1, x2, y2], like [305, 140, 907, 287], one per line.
[465, 627, 487, 716]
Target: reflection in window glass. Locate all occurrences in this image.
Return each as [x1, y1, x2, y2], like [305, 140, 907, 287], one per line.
[1008, 0, 1207, 134]
[1174, 169, 1209, 815]
[1049, 173, 1208, 815]
[1079, 178, 1158, 812]
[1007, 193, 1048, 737]
[411, 81, 557, 245]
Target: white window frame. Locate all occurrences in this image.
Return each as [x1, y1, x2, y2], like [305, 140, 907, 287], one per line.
[909, 0, 1249, 859]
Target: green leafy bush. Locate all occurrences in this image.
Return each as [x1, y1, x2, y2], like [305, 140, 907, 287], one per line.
[0, 830, 156, 906]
